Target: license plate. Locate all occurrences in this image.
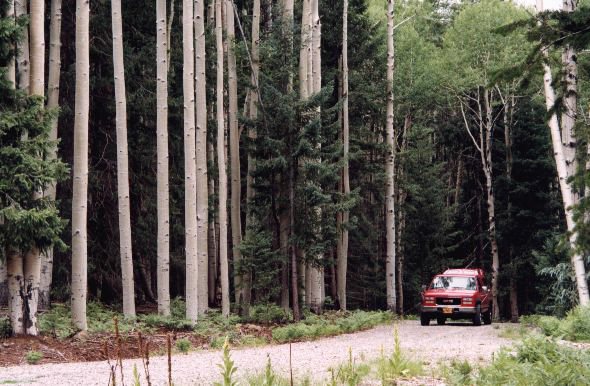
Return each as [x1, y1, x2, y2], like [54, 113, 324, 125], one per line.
[443, 307, 453, 314]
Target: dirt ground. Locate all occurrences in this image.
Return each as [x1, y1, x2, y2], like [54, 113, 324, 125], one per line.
[0, 320, 514, 385]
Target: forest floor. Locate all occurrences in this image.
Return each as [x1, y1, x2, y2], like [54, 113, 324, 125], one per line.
[0, 320, 514, 385]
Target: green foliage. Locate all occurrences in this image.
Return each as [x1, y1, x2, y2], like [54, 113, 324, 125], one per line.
[522, 306, 590, 342]
[377, 326, 423, 383]
[474, 335, 590, 385]
[329, 348, 370, 386]
[440, 359, 474, 386]
[0, 317, 12, 338]
[132, 364, 141, 386]
[214, 337, 238, 386]
[25, 351, 43, 365]
[175, 338, 192, 354]
[246, 303, 290, 325]
[38, 304, 76, 338]
[271, 311, 392, 343]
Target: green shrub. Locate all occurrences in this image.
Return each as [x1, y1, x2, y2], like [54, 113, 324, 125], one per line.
[247, 303, 290, 324]
[25, 351, 43, 365]
[38, 304, 76, 338]
[0, 317, 12, 338]
[175, 338, 192, 354]
[522, 306, 590, 342]
[440, 360, 474, 386]
[139, 313, 194, 331]
[377, 326, 423, 382]
[475, 335, 590, 385]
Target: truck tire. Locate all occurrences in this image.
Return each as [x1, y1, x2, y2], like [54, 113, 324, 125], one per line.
[473, 305, 482, 326]
[420, 313, 430, 326]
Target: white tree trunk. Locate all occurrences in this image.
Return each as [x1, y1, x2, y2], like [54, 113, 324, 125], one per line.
[156, 0, 171, 316]
[225, 0, 242, 308]
[216, 0, 230, 317]
[15, 0, 29, 92]
[194, 0, 209, 316]
[337, 0, 349, 312]
[208, 140, 218, 305]
[72, 0, 90, 331]
[6, 0, 15, 87]
[385, 0, 396, 312]
[308, 0, 324, 314]
[39, 0, 63, 310]
[7, 249, 24, 334]
[23, 248, 40, 335]
[183, 0, 199, 322]
[112, 0, 136, 318]
[541, 52, 590, 305]
[298, 0, 310, 100]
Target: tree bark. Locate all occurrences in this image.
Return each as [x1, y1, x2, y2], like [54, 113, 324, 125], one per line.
[195, 0, 209, 316]
[183, 0, 199, 322]
[225, 0, 242, 310]
[15, 0, 29, 92]
[6, 248, 24, 334]
[39, 0, 63, 311]
[72, 0, 90, 331]
[216, 0, 230, 317]
[385, 0, 397, 313]
[112, 0, 136, 318]
[337, 0, 349, 312]
[156, 0, 171, 316]
[5, 0, 15, 87]
[541, 51, 590, 305]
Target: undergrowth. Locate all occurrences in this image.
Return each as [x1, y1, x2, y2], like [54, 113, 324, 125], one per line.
[272, 310, 393, 343]
[521, 305, 590, 341]
[470, 335, 590, 385]
[376, 326, 423, 383]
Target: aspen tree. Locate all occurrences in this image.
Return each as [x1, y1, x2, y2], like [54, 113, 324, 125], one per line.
[216, 0, 230, 317]
[156, 0, 171, 316]
[39, 0, 63, 310]
[184, 0, 199, 322]
[72, 0, 90, 331]
[112, 0, 136, 318]
[385, 0, 397, 312]
[195, 0, 209, 315]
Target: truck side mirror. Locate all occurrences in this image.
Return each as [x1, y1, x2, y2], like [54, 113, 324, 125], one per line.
[482, 286, 488, 292]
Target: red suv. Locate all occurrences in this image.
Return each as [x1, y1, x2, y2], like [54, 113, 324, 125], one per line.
[420, 268, 492, 326]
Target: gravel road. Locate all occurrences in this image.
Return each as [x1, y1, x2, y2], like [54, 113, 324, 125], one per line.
[0, 320, 513, 385]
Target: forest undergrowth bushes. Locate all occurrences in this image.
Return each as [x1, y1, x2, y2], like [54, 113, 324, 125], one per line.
[38, 301, 393, 346]
[443, 335, 590, 385]
[520, 305, 590, 342]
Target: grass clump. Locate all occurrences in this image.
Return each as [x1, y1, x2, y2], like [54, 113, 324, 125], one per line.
[522, 305, 590, 342]
[377, 326, 423, 384]
[175, 338, 192, 354]
[25, 350, 43, 365]
[272, 310, 392, 343]
[439, 359, 474, 386]
[473, 335, 590, 385]
[329, 348, 370, 386]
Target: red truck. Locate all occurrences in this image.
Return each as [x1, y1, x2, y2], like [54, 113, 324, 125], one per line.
[420, 268, 492, 326]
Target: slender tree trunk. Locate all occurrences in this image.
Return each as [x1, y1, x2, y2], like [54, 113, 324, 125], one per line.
[195, 0, 209, 316]
[385, 0, 397, 313]
[15, 0, 29, 92]
[216, 0, 230, 317]
[280, 214, 290, 311]
[72, 0, 90, 331]
[1, 0, 16, 308]
[243, 0, 260, 316]
[156, 0, 171, 316]
[39, 0, 63, 311]
[183, 0, 200, 322]
[482, 89, 500, 320]
[541, 51, 590, 305]
[208, 140, 218, 305]
[167, 0, 175, 70]
[225, 0, 242, 309]
[6, 248, 24, 334]
[112, 0, 136, 318]
[336, 0, 349, 311]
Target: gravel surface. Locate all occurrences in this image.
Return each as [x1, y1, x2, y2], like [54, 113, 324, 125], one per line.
[0, 320, 514, 385]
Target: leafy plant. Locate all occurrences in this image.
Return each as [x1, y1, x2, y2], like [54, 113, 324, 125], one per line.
[175, 338, 192, 354]
[330, 347, 369, 386]
[377, 326, 423, 383]
[25, 351, 43, 365]
[247, 303, 290, 325]
[214, 337, 238, 386]
[0, 317, 12, 338]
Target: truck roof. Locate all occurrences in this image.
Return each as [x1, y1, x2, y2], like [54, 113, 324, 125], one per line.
[442, 268, 484, 277]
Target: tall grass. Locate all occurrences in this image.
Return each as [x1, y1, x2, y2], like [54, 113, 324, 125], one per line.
[521, 305, 590, 342]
